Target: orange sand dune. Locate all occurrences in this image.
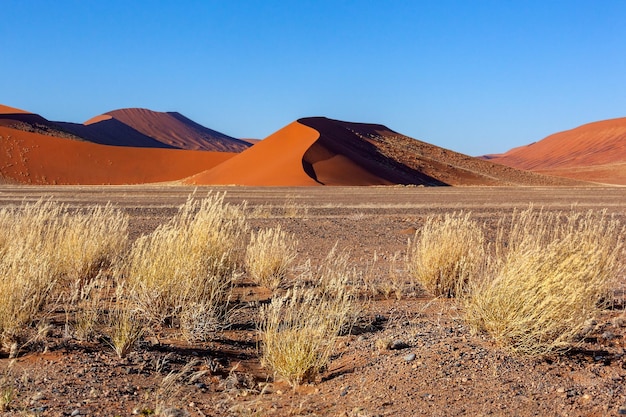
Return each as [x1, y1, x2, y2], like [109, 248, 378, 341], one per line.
[94, 108, 251, 152]
[0, 126, 235, 185]
[186, 121, 321, 186]
[0, 104, 30, 114]
[486, 118, 626, 184]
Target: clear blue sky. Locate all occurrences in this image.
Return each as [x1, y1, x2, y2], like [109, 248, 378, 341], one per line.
[2, 1, 626, 155]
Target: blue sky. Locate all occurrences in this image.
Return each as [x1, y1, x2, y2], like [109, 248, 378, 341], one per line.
[2, 1, 626, 155]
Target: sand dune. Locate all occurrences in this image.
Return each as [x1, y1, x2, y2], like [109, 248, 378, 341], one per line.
[485, 117, 626, 184]
[0, 104, 30, 114]
[188, 117, 583, 187]
[186, 121, 321, 186]
[0, 126, 235, 185]
[85, 108, 251, 152]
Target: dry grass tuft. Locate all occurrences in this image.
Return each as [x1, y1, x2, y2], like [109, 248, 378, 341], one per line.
[245, 225, 298, 290]
[106, 290, 145, 359]
[123, 193, 245, 335]
[259, 247, 358, 386]
[406, 212, 485, 297]
[465, 208, 624, 355]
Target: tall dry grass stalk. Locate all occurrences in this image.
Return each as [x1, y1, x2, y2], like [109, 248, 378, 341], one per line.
[245, 225, 298, 290]
[123, 193, 246, 334]
[465, 208, 624, 355]
[406, 212, 485, 297]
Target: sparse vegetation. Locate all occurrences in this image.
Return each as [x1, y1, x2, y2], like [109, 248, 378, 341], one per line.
[245, 225, 298, 290]
[465, 208, 625, 355]
[406, 212, 485, 298]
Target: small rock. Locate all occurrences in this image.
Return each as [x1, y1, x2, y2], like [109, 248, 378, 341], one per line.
[160, 408, 190, 417]
[390, 340, 409, 350]
[31, 392, 46, 401]
[619, 406, 626, 415]
[404, 353, 416, 362]
[556, 387, 565, 394]
[601, 331, 616, 341]
[70, 410, 81, 417]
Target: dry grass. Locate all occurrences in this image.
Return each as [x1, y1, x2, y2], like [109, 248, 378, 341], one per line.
[406, 212, 485, 297]
[106, 290, 145, 359]
[259, 248, 358, 386]
[0, 200, 127, 354]
[259, 287, 348, 387]
[123, 193, 246, 335]
[465, 208, 625, 355]
[245, 225, 298, 290]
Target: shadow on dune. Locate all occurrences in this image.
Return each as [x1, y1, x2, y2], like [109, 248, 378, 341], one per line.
[299, 117, 448, 186]
[56, 119, 177, 149]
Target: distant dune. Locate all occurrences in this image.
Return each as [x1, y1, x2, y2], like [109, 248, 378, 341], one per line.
[0, 125, 235, 185]
[73, 108, 252, 152]
[485, 117, 626, 185]
[187, 117, 584, 186]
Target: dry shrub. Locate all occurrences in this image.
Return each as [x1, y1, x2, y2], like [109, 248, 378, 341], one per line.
[406, 212, 485, 297]
[259, 247, 357, 386]
[245, 225, 298, 290]
[124, 193, 246, 334]
[465, 209, 624, 355]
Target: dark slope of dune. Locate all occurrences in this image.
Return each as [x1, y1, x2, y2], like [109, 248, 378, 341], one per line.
[299, 117, 585, 186]
[483, 117, 626, 185]
[0, 112, 84, 140]
[98, 108, 251, 152]
[56, 117, 178, 149]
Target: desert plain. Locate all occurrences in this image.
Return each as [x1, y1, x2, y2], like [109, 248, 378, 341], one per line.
[0, 184, 624, 417]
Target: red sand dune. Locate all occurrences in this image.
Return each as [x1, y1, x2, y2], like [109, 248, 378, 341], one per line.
[485, 118, 626, 185]
[89, 108, 251, 152]
[186, 121, 322, 186]
[0, 126, 235, 185]
[0, 104, 30, 114]
[187, 117, 584, 187]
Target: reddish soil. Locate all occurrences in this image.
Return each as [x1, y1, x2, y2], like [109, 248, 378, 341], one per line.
[485, 117, 626, 185]
[0, 185, 625, 417]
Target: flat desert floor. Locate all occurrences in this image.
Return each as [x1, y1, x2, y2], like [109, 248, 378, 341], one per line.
[0, 185, 625, 416]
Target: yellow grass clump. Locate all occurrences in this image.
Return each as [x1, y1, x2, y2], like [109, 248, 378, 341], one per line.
[465, 209, 624, 355]
[259, 248, 357, 386]
[123, 193, 247, 337]
[406, 212, 485, 297]
[245, 225, 298, 290]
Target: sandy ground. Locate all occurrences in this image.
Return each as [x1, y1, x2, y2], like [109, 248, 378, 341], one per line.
[0, 185, 625, 417]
